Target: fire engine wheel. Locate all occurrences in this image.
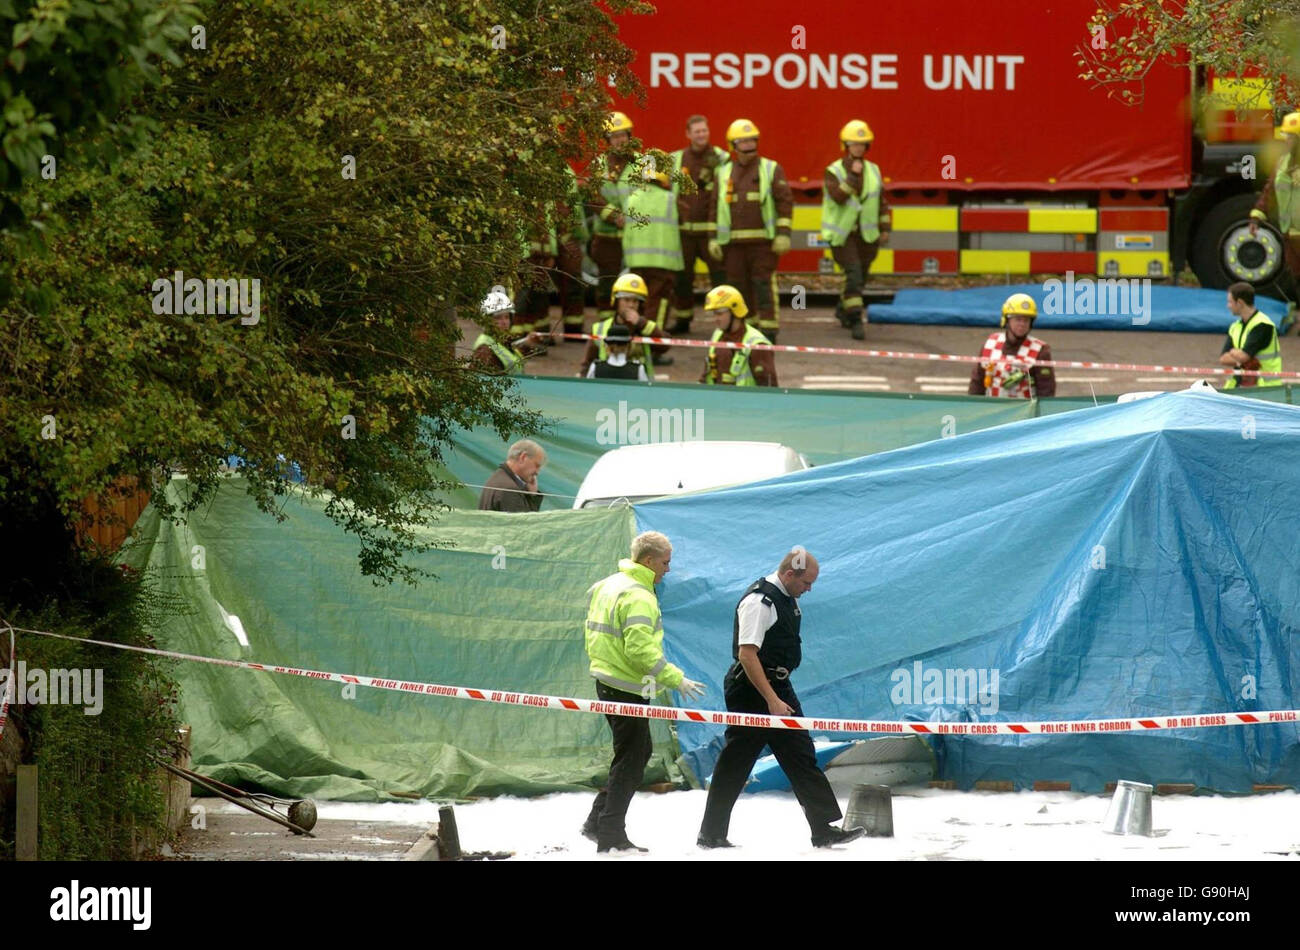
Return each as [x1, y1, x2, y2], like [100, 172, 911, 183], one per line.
[1191, 192, 1285, 289]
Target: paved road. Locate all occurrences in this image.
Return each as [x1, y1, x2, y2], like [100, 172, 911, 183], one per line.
[463, 299, 1298, 398]
[169, 801, 429, 861]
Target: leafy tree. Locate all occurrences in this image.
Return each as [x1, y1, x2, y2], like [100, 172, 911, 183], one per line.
[1, 0, 649, 583]
[0, 0, 199, 228]
[1078, 1, 1300, 109]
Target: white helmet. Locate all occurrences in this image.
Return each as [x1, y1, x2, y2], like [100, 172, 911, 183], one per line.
[481, 290, 514, 316]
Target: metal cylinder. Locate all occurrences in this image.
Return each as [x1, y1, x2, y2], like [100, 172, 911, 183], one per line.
[287, 799, 318, 832]
[1102, 780, 1153, 836]
[843, 783, 893, 837]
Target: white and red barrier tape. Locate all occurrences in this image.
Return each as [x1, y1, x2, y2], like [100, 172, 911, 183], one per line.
[0, 625, 13, 741]
[565, 333, 1300, 381]
[9, 625, 1299, 736]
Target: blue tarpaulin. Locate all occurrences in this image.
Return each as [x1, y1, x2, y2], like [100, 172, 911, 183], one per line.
[635, 390, 1300, 793]
[869, 284, 1290, 333]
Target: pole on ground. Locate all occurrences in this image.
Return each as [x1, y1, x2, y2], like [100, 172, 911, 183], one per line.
[437, 805, 462, 860]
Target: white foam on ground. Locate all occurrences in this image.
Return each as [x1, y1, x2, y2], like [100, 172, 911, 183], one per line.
[445, 787, 1300, 861]
[199, 789, 1300, 861]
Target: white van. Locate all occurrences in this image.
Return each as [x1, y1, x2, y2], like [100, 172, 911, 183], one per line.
[572, 440, 811, 509]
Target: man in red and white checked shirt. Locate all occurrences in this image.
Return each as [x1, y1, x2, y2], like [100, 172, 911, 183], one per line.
[968, 293, 1056, 398]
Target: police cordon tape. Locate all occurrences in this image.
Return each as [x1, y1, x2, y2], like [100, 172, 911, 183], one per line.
[9, 624, 1300, 736]
[563, 333, 1300, 381]
[0, 625, 14, 741]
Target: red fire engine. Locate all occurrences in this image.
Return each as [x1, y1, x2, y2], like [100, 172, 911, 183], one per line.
[609, 0, 1283, 290]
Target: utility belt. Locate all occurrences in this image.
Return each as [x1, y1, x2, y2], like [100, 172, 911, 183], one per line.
[728, 659, 790, 683]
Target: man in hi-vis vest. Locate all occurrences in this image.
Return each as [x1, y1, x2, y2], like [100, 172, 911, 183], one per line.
[621, 156, 683, 364]
[668, 115, 729, 334]
[709, 119, 794, 342]
[471, 290, 541, 374]
[587, 112, 638, 324]
[1217, 281, 1283, 388]
[1250, 111, 1300, 304]
[821, 120, 891, 341]
[967, 293, 1056, 398]
[699, 284, 777, 386]
[582, 531, 706, 854]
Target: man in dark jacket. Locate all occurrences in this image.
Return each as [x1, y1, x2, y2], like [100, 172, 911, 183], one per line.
[696, 547, 865, 850]
[478, 439, 547, 512]
[586, 322, 649, 380]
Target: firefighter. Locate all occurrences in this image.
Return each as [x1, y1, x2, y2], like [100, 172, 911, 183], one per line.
[472, 290, 541, 374]
[587, 112, 638, 325]
[517, 209, 558, 340]
[710, 119, 794, 342]
[555, 165, 592, 343]
[668, 115, 729, 335]
[621, 156, 682, 364]
[699, 284, 777, 386]
[1249, 110, 1300, 307]
[967, 293, 1056, 398]
[579, 272, 659, 376]
[586, 322, 649, 380]
[821, 120, 892, 341]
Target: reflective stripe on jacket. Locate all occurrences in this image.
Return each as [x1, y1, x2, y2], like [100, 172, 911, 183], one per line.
[585, 558, 684, 695]
[704, 324, 770, 385]
[716, 157, 779, 243]
[1275, 154, 1300, 233]
[593, 157, 637, 237]
[672, 145, 729, 231]
[473, 333, 523, 374]
[622, 179, 685, 270]
[593, 316, 656, 368]
[1225, 311, 1283, 388]
[820, 158, 883, 245]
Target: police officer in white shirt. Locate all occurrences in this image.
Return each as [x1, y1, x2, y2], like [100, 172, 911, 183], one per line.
[696, 547, 865, 849]
[585, 322, 649, 380]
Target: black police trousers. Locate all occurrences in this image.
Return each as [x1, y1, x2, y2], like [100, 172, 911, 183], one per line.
[698, 665, 842, 840]
[585, 681, 652, 841]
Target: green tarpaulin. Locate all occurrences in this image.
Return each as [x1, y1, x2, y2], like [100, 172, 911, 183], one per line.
[444, 378, 1293, 510]
[124, 378, 1294, 800]
[123, 478, 681, 800]
[444, 377, 1103, 510]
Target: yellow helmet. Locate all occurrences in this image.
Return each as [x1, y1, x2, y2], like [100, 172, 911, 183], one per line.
[611, 272, 648, 304]
[1278, 111, 1300, 137]
[726, 118, 760, 146]
[605, 111, 634, 136]
[703, 284, 749, 320]
[1000, 292, 1038, 326]
[840, 120, 874, 144]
